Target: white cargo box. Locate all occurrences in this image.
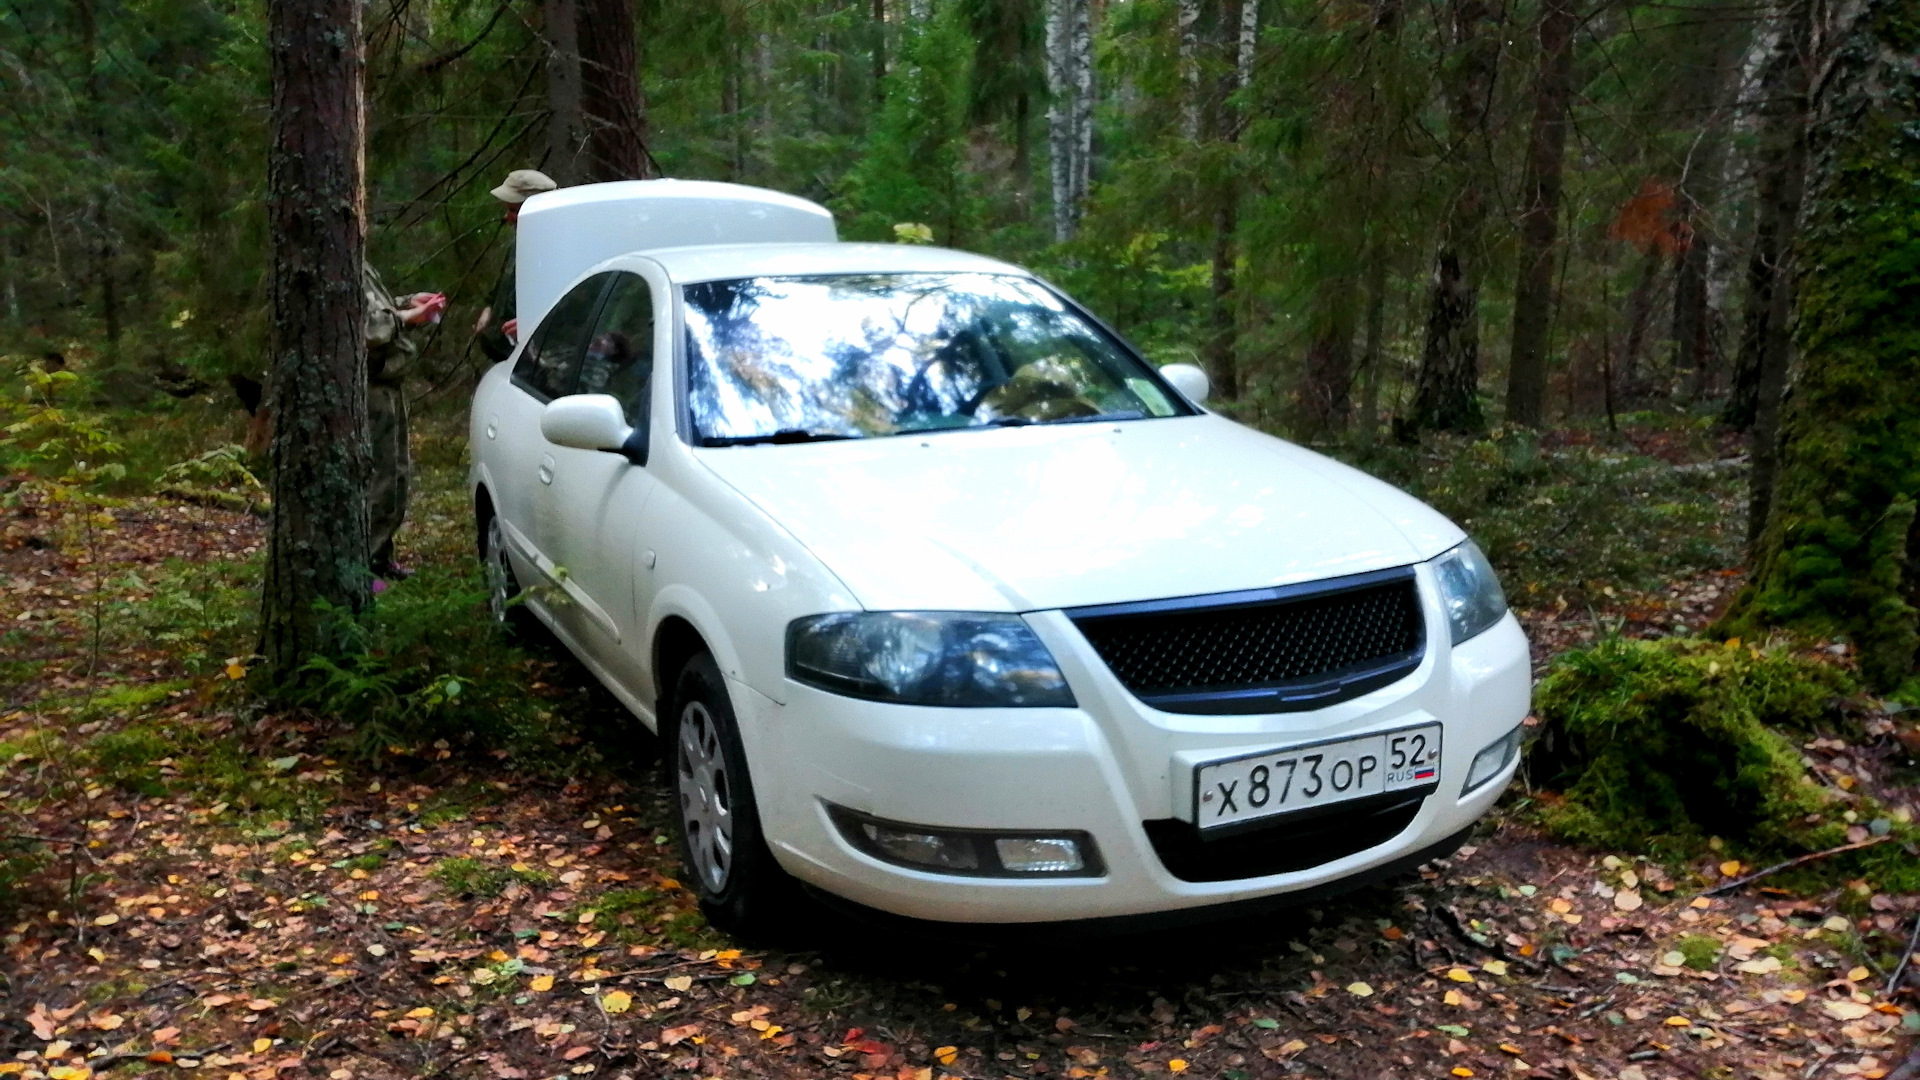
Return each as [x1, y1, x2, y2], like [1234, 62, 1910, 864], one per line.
[514, 179, 837, 330]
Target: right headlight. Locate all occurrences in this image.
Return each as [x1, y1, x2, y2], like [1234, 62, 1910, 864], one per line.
[786, 611, 1076, 708]
[1432, 540, 1508, 645]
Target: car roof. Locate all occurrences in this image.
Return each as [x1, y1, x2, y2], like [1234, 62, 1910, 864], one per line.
[636, 242, 1032, 285]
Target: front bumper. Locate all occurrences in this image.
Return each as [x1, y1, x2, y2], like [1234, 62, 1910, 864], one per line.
[740, 600, 1531, 924]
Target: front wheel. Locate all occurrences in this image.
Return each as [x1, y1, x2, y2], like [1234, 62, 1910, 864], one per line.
[666, 653, 795, 935]
[482, 514, 531, 633]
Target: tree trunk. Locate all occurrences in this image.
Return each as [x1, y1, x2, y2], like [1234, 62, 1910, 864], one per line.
[1178, 0, 1200, 143]
[1406, 0, 1496, 435]
[1357, 248, 1388, 442]
[578, 0, 653, 182]
[1298, 277, 1357, 439]
[545, 0, 584, 185]
[1237, 0, 1259, 90]
[1723, 0, 1814, 432]
[1617, 246, 1664, 401]
[1206, 200, 1239, 399]
[1722, 0, 1920, 689]
[1045, 0, 1074, 241]
[1667, 22, 1745, 400]
[1068, 0, 1093, 216]
[872, 0, 887, 111]
[261, 0, 370, 682]
[1504, 0, 1575, 428]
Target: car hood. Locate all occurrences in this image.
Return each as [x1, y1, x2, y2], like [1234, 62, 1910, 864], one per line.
[694, 414, 1466, 612]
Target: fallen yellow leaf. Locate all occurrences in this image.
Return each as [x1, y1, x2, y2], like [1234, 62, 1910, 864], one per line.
[1451, 1069, 1474, 1078]
[406, 1007, 434, 1020]
[760, 1025, 783, 1040]
[252, 1039, 272, 1055]
[92, 913, 119, 926]
[1548, 898, 1573, 914]
[1168, 1059, 1189, 1074]
[1444, 990, 1464, 1006]
[1346, 982, 1374, 997]
[1277, 1040, 1307, 1056]
[663, 975, 693, 992]
[47, 1068, 91, 1080]
[1447, 968, 1475, 983]
[1846, 966, 1870, 983]
[226, 663, 247, 680]
[530, 975, 554, 992]
[1719, 860, 1742, 877]
[1823, 1000, 1874, 1021]
[601, 990, 632, 1014]
[1481, 960, 1508, 976]
[1499, 1044, 1524, 1055]
[1665, 1016, 1692, 1027]
[934, 1047, 958, 1066]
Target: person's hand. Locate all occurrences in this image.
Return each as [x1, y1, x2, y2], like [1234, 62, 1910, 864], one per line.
[502, 317, 519, 343]
[398, 292, 448, 327]
[397, 294, 442, 326]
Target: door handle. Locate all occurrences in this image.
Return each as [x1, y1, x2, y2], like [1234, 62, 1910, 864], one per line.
[538, 453, 555, 485]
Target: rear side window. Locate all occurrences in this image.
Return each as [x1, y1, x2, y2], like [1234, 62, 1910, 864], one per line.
[577, 272, 655, 428]
[513, 272, 613, 401]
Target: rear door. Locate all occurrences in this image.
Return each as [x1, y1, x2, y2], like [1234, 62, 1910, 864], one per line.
[544, 269, 662, 695]
[494, 272, 613, 582]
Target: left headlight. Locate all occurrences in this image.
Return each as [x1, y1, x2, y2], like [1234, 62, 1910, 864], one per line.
[1432, 540, 1508, 645]
[787, 611, 1077, 708]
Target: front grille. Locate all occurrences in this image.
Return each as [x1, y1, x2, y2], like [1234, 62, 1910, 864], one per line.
[1143, 790, 1426, 882]
[1067, 568, 1424, 714]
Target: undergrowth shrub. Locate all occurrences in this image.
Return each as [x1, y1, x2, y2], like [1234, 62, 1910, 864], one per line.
[1527, 637, 1856, 854]
[297, 562, 554, 758]
[1335, 428, 1739, 603]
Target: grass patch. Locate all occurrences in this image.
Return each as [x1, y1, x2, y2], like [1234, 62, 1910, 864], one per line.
[1675, 935, 1721, 971]
[86, 723, 173, 795]
[429, 856, 555, 898]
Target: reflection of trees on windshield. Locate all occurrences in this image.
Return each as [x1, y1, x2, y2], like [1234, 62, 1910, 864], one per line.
[685, 273, 1184, 442]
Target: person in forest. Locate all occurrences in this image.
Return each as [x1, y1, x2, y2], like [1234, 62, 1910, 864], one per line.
[366, 262, 446, 580]
[473, 169, 558, 362]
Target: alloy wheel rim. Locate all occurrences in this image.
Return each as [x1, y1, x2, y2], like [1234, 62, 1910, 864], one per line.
[676, 701, 734, 893]
[484, 519, 512, 625]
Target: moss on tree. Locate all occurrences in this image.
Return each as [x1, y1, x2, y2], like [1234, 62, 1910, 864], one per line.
[1719, 0, 1920, 688]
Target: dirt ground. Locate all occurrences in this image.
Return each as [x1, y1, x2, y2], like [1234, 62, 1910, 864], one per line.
[2, 496, 1916, 1080]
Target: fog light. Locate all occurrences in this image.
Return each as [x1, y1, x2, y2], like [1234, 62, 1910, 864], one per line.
[1464, 725, 1524, 794]
[994, 836, 1085, 873]
[860, 821, 980, 871]
[827, 804, 1102, 877]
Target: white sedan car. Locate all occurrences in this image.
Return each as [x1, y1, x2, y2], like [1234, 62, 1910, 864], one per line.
[471, 183, 1530, 931]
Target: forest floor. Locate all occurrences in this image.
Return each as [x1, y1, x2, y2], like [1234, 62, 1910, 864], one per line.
[2, 417, 1917, 1080]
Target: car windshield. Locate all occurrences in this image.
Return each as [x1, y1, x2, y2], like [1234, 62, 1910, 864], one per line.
[682, 272, 1189, 444]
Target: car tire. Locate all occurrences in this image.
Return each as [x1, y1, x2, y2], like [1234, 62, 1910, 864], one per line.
[482, 513, 533, 634]
[665, 652, 795, 935]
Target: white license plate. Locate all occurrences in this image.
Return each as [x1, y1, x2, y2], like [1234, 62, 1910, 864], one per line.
[1194, 723, 1443, 831]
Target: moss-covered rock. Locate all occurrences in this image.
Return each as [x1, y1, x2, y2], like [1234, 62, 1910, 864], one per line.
[1528, 637, 1855, 852]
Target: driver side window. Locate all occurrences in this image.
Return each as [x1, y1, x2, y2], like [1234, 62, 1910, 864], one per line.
[512, 273, 613, 402]
[576, 272, 656, 430]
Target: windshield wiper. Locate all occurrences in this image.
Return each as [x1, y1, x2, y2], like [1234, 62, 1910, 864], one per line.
[700, 429, 858, 447]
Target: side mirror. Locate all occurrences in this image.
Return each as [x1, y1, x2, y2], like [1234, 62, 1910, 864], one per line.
[542, 394, 633, 453]
[1159, 362, 1210, 404]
